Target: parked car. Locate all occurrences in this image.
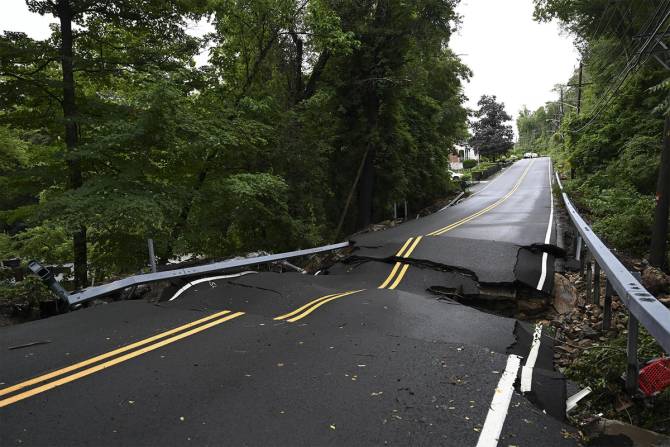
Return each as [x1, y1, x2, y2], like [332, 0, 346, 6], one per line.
[449, 170, 464, 180]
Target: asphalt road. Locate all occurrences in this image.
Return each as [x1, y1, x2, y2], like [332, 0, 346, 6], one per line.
[0, 157, 577, 446]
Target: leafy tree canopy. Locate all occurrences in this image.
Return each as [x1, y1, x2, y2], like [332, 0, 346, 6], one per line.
[0, 0, 470, 288]
[469, 95, 514, 158]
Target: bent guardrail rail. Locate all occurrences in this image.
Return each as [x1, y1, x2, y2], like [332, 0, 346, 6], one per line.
[29, 241, 351, 307]
[555, 171, 670, 394]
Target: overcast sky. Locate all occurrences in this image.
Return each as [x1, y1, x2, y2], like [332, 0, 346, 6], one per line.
[1, 0, 578, 131]
[450, 0, 579, 128]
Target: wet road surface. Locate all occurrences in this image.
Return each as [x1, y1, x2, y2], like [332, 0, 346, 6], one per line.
[0, 157, 577, 446]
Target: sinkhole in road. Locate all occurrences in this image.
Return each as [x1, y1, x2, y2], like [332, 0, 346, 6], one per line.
[428, 282, 552, 320]
[342, 240, 563, 321]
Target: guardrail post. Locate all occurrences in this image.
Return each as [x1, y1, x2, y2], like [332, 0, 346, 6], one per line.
[561, 191, 670, 376]
[147, 238, 157, 273]
[603, 280, 613, 330]
[585, 252, 593, 302]
[593, 262, 601, 305]
[575, 235, 583, 261]
[626, 314, 639, 395]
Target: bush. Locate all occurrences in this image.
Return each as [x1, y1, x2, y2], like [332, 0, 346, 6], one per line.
[568, 173, 655, 255]
[0, 273, 52, 306]
[463, 159, 477, 169]
[566, 326, 669, 432]
[186, 173, 321, 257]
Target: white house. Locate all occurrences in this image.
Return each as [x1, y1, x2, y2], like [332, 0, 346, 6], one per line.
[453, 144, 479, 162]
[462, 145, 479, 161]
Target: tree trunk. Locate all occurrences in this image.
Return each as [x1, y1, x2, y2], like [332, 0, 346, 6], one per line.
[303, 50, 330, 100]
[333, 145, 371, 240]
[58, 0, 87, 288]
[357, 143, 376, 229]
[288, 30, 304, 105]
[649, 114, 670, 270]
[357, 89, 380, 229]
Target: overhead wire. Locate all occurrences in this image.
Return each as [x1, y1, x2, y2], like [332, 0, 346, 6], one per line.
[572, 0, 670, 133]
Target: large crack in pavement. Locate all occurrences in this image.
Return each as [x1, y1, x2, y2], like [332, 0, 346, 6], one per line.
[342, 236, 564, 299]
[332, 236, 571, 425]
[174, 257, 571, 425]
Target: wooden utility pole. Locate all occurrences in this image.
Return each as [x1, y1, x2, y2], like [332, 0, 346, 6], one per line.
[559, 86, 564, 125]
[649, 114, 670, 270]
[576, 62, 583, 114]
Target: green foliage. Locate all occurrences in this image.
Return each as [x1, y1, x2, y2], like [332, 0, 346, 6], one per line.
[462, 159, 477, 169]
[531, 2, 670, 429]
[568, 176, 655, 254]
[0, 274, 52, 306]
[566, 326, 670, 432]
[469, 95, 514, 158]
[186, 173, 319, 256]
[470, 161, 495, 173]
[9, 225, 72, 265]
[0, 0, 469, 286]
[527, 0, 669, 258]
[516, 102, 562, 154]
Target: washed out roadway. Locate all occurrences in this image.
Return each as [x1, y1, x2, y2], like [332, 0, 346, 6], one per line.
[0, 157, 577, 446]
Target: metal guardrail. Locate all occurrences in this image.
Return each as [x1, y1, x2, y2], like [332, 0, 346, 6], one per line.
[555, 171, 670, 393]
[30, 241, 351, 307]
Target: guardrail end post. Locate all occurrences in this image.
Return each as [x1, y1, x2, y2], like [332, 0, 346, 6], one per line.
[626, 313, 639, 395]
[27, 260, 71, 308]
[602, 280, 613, 331]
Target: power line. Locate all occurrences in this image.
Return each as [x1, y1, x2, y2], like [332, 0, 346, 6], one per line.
[592, 2, 614, 38]
[604, 1, 666, 65]
[572, 2, 670, 133]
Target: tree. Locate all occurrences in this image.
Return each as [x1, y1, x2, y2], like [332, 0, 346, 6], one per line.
[649, 79, 670, 270]
[327, 0, 467, 230]
[469, 95, 514, 159]
[0, 0, 470, 294]
[533, 0, 669, 265]
[1, 0, 200, 287]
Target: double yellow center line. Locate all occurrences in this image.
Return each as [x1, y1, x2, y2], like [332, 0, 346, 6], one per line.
[427, 160, 535, 236]
[274, 290, 365, 322]
[378, 161, 535, 289]
[377, 236, 423, 289]
[0, 310, 244, 408]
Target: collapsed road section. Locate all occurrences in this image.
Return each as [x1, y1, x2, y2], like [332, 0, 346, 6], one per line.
[1, 158, 580, 446]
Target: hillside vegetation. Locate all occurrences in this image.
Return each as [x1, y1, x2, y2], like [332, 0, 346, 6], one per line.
[518, 0, 669, 266]
[0, 0, 469, 289]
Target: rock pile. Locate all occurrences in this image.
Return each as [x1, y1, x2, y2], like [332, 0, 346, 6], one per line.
[550, 264, 670, 370]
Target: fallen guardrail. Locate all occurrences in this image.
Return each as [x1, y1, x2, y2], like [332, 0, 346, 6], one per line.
[555, 171, 670, 394]
[29, 241, 351, 308]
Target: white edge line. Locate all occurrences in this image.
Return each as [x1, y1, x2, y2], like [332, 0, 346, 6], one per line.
[566, 387, 592, 413]
[476, 354, 522, 447]
[536, 162, 555, 291]
[536, 253, 549, 291]
[168, 271, 258, 301]
[520, 324, 543, 393]
[469, 158, 527, 199]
